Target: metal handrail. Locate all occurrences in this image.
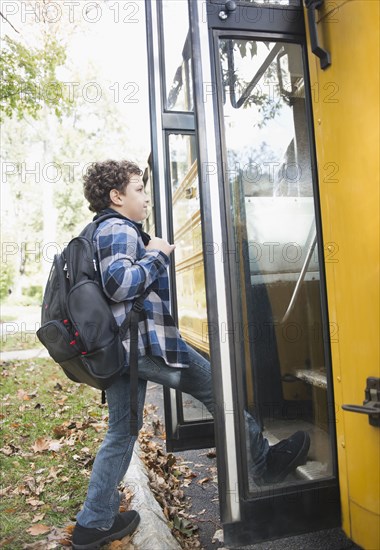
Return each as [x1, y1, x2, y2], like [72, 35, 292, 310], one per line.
[281, 230, 317, 323]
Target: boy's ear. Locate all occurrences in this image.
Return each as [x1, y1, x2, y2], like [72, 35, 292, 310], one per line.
[109, 188, 123, 206]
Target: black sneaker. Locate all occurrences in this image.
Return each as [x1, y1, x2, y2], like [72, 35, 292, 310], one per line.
[262, 431, 310, 484]
[71, 510, 140, 549]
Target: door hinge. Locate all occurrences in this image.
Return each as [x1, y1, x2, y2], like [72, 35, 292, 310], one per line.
[342, 377, 380, 427]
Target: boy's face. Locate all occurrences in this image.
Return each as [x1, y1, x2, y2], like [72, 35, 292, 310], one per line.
[111, 175, 149, 222]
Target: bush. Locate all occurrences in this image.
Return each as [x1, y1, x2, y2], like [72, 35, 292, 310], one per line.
[22, 284, 43, 303]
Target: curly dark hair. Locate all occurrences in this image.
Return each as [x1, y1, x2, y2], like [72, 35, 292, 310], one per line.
[83, 160, 143, 213]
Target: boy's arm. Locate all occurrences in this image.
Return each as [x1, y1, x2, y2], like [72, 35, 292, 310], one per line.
[96, 221, 169, 303]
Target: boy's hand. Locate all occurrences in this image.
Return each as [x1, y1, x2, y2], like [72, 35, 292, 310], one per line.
[146, 237, 175, 257]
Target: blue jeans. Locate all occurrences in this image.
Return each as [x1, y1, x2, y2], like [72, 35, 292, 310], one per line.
[76, 345, 268, 529]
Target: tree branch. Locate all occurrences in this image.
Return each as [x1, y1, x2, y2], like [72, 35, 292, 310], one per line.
[0, 11, 20, 33]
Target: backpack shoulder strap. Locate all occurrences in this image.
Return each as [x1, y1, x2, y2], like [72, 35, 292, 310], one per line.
[79, 212, 126, 240]
[82, 213, 143, 249]
[119, 292, 147, 338]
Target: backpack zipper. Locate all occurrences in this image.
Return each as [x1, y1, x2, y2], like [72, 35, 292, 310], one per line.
[54, 254, 70, 319]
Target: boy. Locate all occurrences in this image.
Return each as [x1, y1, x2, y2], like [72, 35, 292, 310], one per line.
[72, 160, 310, 549]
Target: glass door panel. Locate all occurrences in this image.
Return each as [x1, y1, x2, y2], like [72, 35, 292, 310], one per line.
[161, 0, 193, 111]
[168, 133, 212, 422]
[218, 38, 334, 492]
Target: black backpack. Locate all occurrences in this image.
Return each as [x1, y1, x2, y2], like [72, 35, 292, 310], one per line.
[36, 213, 145, 435]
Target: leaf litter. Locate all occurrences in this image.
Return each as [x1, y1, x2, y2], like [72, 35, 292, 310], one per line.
[138, 404, 204, 549]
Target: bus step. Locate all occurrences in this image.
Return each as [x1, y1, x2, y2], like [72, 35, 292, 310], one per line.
[294, 368, 327, 389]
[296, 460, 329, 480]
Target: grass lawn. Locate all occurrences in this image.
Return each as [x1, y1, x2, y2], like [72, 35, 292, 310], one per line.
[0, 349, 202, 549]
[0, 357, 110, 549]
[1, 303, 42, 352]
[1, 333, 43, 353]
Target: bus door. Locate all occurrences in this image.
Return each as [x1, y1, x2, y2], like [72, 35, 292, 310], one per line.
[189, 0, 341, 544]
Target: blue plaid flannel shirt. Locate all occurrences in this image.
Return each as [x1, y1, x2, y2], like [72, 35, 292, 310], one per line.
[94, 217, 189, 369]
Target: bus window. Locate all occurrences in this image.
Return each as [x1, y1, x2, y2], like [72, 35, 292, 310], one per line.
[218, 38, 334, 491]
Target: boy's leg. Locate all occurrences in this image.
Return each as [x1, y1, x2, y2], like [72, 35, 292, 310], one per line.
[76, 376, 147, 529]
[137, 345, 269, 477]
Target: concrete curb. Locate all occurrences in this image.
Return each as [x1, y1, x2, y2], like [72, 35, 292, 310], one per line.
[125, 444, 181, 549]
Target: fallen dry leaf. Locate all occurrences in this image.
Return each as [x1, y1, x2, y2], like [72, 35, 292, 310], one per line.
[0, 486, 12, 496]
[212, 528, 224, 543]
[47, 466, 61, 479]
[91, 422, 107, 433]
[56, 397, 68, 405]
[47, 526, 73, 545]
[48, 441, 62, 452]
[0, 444, 19, 456]
[17, 389, 31, 401]
[27, 524, 51, 536]
[32, 513, 46, 523]
[58, 539, 72, 547]
[26, 498, 45, 507]
[197, 477, 210, 485]
[108, 541, 124, 549]
[32, 437, 51, 453]
[108, 535, 134, 549]
[53, 424, 68, 438]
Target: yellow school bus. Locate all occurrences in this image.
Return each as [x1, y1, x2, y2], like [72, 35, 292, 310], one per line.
[306, 2, 379, 546]
[144, 1, 379, 547]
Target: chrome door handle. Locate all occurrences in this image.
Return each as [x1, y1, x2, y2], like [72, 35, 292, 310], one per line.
[342, 377, 380, 427]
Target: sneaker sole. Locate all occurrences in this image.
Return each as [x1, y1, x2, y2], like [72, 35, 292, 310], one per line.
[263, 432, 311, 484]
[72, 513, 140, 550]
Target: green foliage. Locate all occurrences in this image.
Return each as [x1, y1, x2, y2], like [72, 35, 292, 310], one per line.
[1, 332, 41, 352]
[22, 284, 43, 302]
[235, 39, 257, 60]
[0, 34, 71, 123]
[0, 6, 142, 296]
[219, 39, 282, 127]
[0, 262, 14, 300]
